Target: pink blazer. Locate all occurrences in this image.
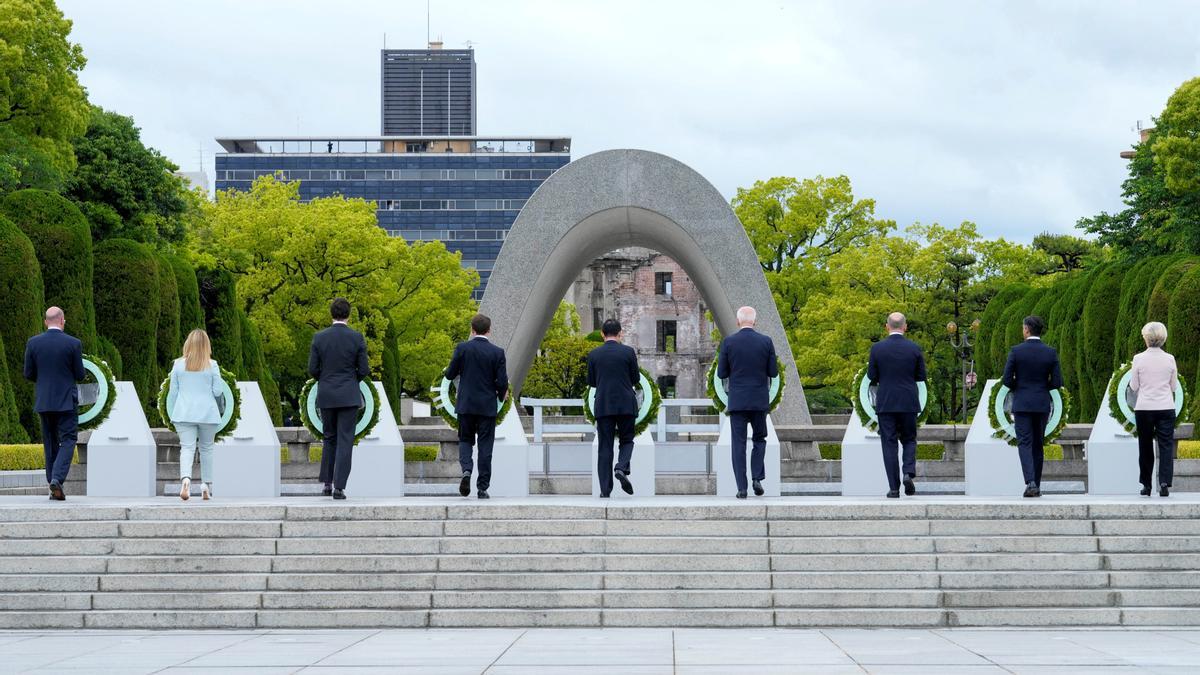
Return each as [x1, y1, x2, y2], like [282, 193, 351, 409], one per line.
[1130, 348, 1178, 411]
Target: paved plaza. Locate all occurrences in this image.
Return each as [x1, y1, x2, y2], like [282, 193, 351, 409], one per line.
[2, 628, 1200, 673]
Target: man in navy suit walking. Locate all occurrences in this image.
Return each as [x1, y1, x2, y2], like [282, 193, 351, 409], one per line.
[586, 318, 641, 497]
[445, 313, 508, 499]
[717, 306, 778, 499]
[308, 298, 371, 500]
[1002, 315, 1063, 498]
[867, 312, 927, 499]
[23, 307, 85, 501]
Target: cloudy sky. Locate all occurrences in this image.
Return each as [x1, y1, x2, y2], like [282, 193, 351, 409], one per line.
[59, 0, 1199, 243]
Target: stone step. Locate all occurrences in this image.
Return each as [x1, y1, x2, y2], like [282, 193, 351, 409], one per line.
[941, 589, 1116, 607]
[946, 608, 1123, 626]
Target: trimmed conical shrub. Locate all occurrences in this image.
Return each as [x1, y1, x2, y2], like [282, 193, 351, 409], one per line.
[1056, 271, 1096, 420]
[0, 335, 28, 443]
[165, 254, 204, 335]
[239, 313, 281, 425]
[93, 239, 160, 416]
[980, 285, 1029, 380]
[0, 214, 46, 436]
[197, 266, 243, 377]
[1147, 258, 1197, 327]
[1168, 265, 1200, 404]
[0, 190, 97, 353]
[155, 254, 181, 380]
[1003, 287, 1046, 351]
[1079, 264, 1126, 419]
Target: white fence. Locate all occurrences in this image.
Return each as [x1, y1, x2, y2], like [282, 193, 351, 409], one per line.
[519, 397, 719, 442]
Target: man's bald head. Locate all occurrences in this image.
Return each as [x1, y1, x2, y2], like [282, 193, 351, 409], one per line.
[886, 312, 907, 332]
[736, 306, 757, 328]
[44, 306, 64, 329]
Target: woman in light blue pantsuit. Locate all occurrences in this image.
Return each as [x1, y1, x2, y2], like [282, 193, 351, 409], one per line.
[169, 329, 223, 500]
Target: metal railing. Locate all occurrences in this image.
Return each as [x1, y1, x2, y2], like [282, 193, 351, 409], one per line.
[520, 398, 719, 442]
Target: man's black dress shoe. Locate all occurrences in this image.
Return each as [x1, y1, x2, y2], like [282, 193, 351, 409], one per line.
[49, 481, 65, 501]
[599, 493, 610, 499]
[614, 469, 633, 495]
[477, 490, 490, 499]
[736, 491, 748, 499]
[752, 479, 764, 496]
[903, 475, 916, 496]
[459, 471, 471, 497]
[1160, 483, 1170, 497]
[332, 489, 346, 500]
[1141, 485, 1152, 497]
[322, 484, 333, 497]
[1023, 482, 1040, 498]
[886, 490, 899, 499]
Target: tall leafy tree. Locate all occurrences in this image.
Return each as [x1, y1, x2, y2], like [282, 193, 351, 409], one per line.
[67, 106, 194, 244]
[0, 0, 89, 191]
[523, 302, 594, 401]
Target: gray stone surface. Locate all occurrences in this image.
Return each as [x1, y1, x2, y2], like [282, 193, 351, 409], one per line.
[478, 149, 810, 424]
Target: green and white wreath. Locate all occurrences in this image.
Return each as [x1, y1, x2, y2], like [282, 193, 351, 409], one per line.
[78, 354, 117, 431]
[429, 374, 513, 430]
[987, 383, 1069, 446]
[156, 367, 242, 442]
[850, 367, 930, 432]
[1107, 362, 1187, 435]
[705, 354, 785, 414]
[584, 367, 662, 436]
[299, 379, 381, 443]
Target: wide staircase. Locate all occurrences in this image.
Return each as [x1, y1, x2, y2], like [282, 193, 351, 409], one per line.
[2, 499, 1199, 628]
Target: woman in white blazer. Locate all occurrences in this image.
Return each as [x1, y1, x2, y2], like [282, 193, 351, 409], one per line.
[168, 329, 223, 500]
[1130, 321, 1178, 497]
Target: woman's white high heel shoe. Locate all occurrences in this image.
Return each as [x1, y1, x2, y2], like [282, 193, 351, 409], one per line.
[201, 483, 211, 500]
[179, 477, 190, 501]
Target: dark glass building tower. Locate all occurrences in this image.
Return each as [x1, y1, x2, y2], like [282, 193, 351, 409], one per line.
[381, 44, 476, 136]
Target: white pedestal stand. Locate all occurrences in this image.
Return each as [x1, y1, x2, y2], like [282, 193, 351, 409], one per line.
[212, 382, 281, 498]
[964, 379, 1026, 496]
[345, 382, 405, 497]
[714, 413, 782, 497]
[1087, 391, 1140, 495]
[485, 411, 530, 497]
[840, 413, 889, 496]
[86, 381, 156, 497]
[591, 429, 656, 498]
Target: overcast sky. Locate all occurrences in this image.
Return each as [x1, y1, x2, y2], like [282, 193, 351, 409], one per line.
[59, 0, 1200, 243]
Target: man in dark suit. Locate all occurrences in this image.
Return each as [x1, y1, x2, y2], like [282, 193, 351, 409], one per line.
[445, 313, 508, 499]
[586, 318, 640, 497]
[23, 307, 85, 501]
[1002, 315, 1064, 498]
[717, 306, 779, 499]
[867, 312, 928, 499]
[308, 298, 370, 500]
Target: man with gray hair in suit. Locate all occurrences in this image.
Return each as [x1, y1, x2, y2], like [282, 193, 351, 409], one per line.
[717, 306, 778, 499]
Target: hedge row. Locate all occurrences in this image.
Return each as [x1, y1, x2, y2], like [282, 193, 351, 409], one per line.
[0, 214, 46, 437]
[980, 255, 1200, 422]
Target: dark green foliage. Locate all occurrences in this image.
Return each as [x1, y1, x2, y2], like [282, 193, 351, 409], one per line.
[1147, 258, 1197, 328]
[1056, 272, 1096, 419]
[1003, 288, 1046, 352]
[1168, 266, 1200, 405]
[0, 336, 28, 443]
[978, 285, 1029, 380]
[66, 106, 191, 244]
[196, 266, 243, 376]
[92, 239, 159, 417]
[381, 320, 402, 422]
[154, 255, 180, 379]
[164, 254, 203, 334]
[0, 190, 97, 352]
[238, 314, 281, 425]
[97, 335, 123, 379]
[0, 214, 45, 436]
[1079, 265, 1126, 419]
[1118, 255, 1184, 362]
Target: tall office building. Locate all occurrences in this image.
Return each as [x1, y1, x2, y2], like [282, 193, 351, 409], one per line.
[381, 42, 476, 136]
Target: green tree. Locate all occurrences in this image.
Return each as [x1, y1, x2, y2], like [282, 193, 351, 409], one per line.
[522, 303, 594, 401]
[154, 254, 180, 377]
[193, 176, 478, 404]
[1147, 258, 1197, 329]
[0, 335, 27, 442]
[977, 285, 1029, 380]
[1032, 233, 1096, 274]
[0, 0, 88, 191]
[0, 214, 43, 435]
[164, 253, 203, 333]
[1079, 264, 1126, 417]
[67, 106, 195, 244]
[239, 313, 281, 424]
[1168, 266, 1200, 403]
[196, 265, 243, 376]
[1078, 78, 1200, 258]
[0, 189, 96, 351]
[93, 238, 159, 417]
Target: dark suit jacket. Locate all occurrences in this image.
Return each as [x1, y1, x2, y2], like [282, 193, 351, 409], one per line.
[445, 336, 508, 417]
[308, 323, 370, 409]
[23, 328, 86, 414]
[1002, 338, 1064, 414]
[717, 327, 778, 412]
[586, 340, 639, 417]
[867, 333, 927, 414]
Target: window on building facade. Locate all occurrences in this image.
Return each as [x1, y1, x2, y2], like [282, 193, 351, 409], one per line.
[592, 308, 604, 331]
[655, 272, 673, 296]
[657, 375, 677, 399]
[656, 320, 677, 353]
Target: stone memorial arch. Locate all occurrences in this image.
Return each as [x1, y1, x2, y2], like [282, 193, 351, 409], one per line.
[479, 149, 810, 425]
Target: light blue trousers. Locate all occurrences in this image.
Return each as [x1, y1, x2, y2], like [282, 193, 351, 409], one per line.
[177, 422, 218, 482]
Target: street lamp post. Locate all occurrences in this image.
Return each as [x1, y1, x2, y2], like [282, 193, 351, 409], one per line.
[947, 319, 980, 424]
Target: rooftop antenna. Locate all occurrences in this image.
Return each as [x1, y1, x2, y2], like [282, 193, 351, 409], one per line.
[426, 0, 430, 46]
[383, 32, 386, 49]
[463, 40, 477, 49]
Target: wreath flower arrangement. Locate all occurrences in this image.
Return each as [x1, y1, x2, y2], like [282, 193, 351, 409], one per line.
[299, 379, 381, 443]
[429, 374, 513, 430]
[705, 354, 785, 414]
[78, 354, 117, 431]
[987, 383, 1069, 446]
[156, 367, 243, 442]
[583, 367, 662, 436]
